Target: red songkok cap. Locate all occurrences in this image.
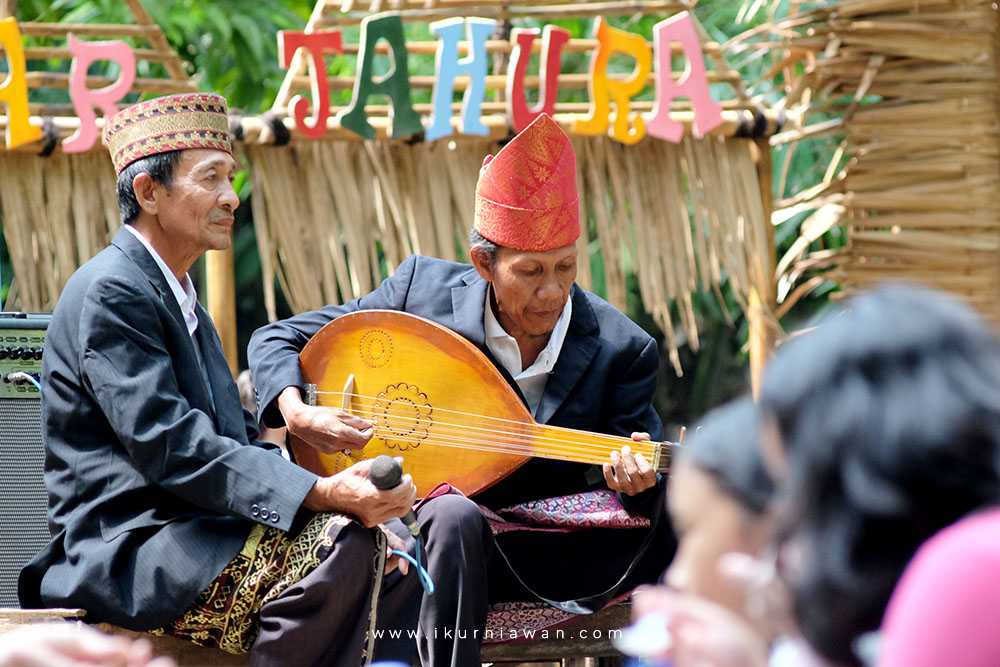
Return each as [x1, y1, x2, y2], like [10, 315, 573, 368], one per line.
[474, 113, 580, 252]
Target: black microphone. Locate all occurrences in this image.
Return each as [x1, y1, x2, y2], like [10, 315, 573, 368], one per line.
[369, 455, 420, 537]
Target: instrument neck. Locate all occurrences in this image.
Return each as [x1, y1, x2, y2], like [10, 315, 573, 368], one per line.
[528, 422, 673, 474]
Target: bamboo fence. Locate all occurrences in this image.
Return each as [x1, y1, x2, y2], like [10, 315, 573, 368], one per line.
[746, 0, 1000, 322]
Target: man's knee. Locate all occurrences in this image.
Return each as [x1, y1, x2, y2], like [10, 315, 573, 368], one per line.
[419, 494, 487, 545]
[333, 521, 379, 561]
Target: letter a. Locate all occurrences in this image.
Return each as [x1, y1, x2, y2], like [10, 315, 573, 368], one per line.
[646, 12, 722, 143]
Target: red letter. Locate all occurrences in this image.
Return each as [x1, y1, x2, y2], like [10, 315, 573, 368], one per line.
[505, 25, 569, 133]
[278, 30, 343, 139]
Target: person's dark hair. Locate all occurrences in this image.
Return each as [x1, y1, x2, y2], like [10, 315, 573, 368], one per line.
[116, 150, 183, 225]
[678, 396, 774, 515]
[760, 283, 1000, 666]
[468, 226, 500, 266]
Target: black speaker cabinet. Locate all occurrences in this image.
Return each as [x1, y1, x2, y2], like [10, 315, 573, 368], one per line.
[0, 313, 50, 607]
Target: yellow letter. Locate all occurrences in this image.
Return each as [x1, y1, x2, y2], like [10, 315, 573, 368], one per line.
[573, 18, 651, 145]
[0, 18, 41, 149]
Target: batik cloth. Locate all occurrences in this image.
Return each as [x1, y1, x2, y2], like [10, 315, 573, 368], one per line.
[152, 511, 362, 654]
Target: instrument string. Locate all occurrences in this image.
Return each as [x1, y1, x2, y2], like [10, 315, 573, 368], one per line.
[323, 402, 664, 463]
[314, 389, 643, 447]
[338, 431, 613, 466]
[315, 389, 671, 454]
[342, 403, 633, 457]
[326, 398, 650, 455]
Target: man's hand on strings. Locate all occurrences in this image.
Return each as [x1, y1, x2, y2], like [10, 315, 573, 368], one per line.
[603, 433, 657, 496]
[305, 457, 417, 527]
[278, 386, 374, 453]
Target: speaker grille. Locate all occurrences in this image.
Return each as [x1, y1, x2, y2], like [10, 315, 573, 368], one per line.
[0, 398, 49, 607]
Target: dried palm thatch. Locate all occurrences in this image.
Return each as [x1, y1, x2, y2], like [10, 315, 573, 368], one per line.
[247, 134, 772, 373]
[746, 0, 1000, 322]
[0, 151, 118, 310]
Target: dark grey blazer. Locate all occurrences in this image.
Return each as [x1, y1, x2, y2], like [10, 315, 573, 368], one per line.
[19, 228, 318, 630]
[248, 254, 664, 512]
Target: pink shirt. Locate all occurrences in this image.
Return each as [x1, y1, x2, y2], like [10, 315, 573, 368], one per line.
[878, 507, 1000, 667]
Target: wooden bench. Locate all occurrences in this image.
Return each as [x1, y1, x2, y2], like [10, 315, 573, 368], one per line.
[0, 606, 627, 666]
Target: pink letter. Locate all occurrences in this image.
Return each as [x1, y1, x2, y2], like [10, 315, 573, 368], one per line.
[646, 12, 722, 143]
[63, 35, 136, 153]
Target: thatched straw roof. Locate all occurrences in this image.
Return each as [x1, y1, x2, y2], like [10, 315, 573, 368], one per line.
[747, 0, 1000, 323]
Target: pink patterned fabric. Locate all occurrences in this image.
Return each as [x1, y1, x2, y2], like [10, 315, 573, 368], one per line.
[484, 596, 630, 644]
[485, 489, 650, 535]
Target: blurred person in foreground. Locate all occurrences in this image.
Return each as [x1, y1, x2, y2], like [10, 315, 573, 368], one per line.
[629, 398, 821, 667]
[630, 284, 1000, 667]
[758, 284, 1000, 666]
[0, 623, 175, 667]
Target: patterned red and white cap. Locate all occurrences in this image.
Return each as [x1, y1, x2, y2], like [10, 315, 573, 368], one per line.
[103, 93, 232, 174]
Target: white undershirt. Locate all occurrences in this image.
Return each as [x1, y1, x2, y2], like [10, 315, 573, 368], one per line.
[483, 286, 572, 416]
[124, 225, 199, 336]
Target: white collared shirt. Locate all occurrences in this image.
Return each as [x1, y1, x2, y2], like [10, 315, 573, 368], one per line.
[484, 286, 572, 416]
[124, 224, 199, 336]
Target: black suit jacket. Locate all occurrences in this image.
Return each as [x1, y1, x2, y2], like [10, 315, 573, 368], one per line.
[19, 228, 318, 629]
[248, 255, 664, 513]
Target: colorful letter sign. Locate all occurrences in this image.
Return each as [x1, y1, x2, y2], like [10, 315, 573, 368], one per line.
[646, 12, 722, 143]
[506, 26, 569, 133]
[0, 18, 41, 150]
[574, 18, 652, 145]
[278, 29, 343, 139]
[338, 13, 422, 140]
[426, 17, 496, 142]
[63, 35, 136, 153]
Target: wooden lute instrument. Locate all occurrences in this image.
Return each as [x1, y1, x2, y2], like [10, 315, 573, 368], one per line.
[295, 310, 674, 497]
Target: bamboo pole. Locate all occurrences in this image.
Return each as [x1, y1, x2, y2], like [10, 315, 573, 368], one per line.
[332, 37, 723, 57]
[24, 72, 196, 94]
[290, 70, 743, 91]
[0, 45, 174, 62]
[329, 0, 694, 9]
[294, 100, 760, 116]
[206, 248, 238, 376]
[317, 0, 690, 24]
[1, 108, 793, 153]
[17, 22, 161, 38]
[123, 0, 190, 81]
[749, 137, 776, 397]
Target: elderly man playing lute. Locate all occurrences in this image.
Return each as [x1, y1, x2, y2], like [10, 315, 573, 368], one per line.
[250, 113, 676, 666]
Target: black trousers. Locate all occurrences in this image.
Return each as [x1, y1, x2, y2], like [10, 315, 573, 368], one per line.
[249, 519, 423, 667]
[249, 494, 493, 667]
[252, 493, 672, 667]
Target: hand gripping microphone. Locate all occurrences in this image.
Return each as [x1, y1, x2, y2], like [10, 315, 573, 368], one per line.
[369, 455, 420, 538]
